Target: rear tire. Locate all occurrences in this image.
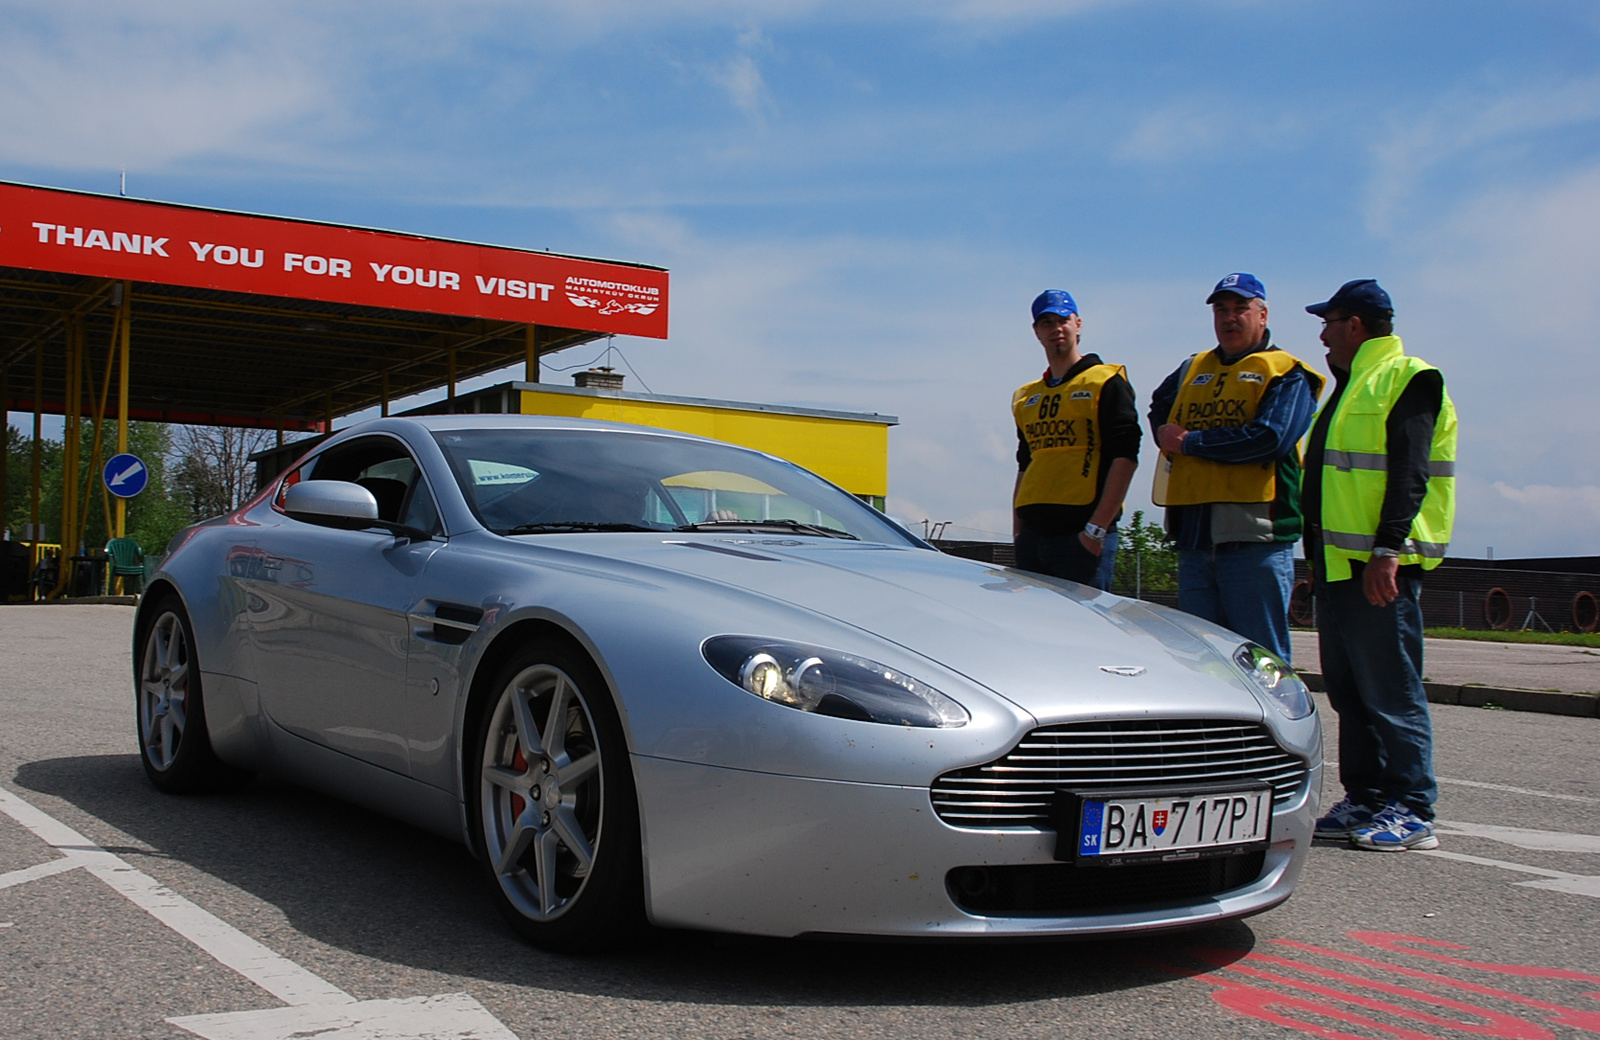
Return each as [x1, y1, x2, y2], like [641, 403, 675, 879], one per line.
[469, 641, 644, 951]
[134, 594, 252, 793]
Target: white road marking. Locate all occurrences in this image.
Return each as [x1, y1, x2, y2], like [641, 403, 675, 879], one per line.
[0, 854, 87, 890]
[168, 993, 520, 1040]
[0, 785, 520, 1040]
[0, 784, 351, 1006]
[1437, 776, 1600, 804]
[1416, 848, 1600, 898]
[1434, 820, 1600, 854]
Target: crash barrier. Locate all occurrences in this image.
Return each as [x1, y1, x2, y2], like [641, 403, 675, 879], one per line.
[931, 543, 1598, 632]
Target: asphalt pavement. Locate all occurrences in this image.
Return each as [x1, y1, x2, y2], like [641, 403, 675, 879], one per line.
[3, 603, 1598, 1040]
[1290, 629, 1600, 694]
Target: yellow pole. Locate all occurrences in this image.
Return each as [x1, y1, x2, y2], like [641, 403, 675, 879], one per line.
[30, 340, 42, 596]
[84, 306, 118, 554]
[116, 282, 131, 540]
[448, 349, 458, 403]
[525, 324, 538, 383]
[51, 317, 80, 597]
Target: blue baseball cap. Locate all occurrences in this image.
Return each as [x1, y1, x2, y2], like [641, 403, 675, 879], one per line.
[1206, 272, 1266, 304]
[1306, 279, 1394, 318]
[1031, 289, 1078, 321]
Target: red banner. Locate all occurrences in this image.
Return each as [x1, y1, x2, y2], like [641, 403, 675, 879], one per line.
[0, 181, 668, 339]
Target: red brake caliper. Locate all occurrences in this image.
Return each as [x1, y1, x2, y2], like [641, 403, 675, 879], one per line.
[510, 744, 527, 819]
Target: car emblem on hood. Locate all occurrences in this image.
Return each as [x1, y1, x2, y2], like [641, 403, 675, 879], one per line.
[1099, 665, 1146, 677]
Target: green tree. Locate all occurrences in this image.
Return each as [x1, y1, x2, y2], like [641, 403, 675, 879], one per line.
[1112, 510, 1178, 596]
[5, 420, 191, 560]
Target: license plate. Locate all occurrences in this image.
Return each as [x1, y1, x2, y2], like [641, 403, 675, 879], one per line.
[1070, 785, 1271, 865]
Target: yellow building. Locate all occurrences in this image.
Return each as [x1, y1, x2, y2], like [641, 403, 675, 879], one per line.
[410, 379, 897, 509]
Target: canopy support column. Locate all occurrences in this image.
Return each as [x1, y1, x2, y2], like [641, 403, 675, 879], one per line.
[115, 282, 131, 541]
[525, 325, 539, 383]
[30, 340, 42, 596]
[381, 370, 390, 417]
[447, 349, 457, 402]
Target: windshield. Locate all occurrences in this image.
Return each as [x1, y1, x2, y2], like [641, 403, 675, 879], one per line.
[432, 428, 920, 546]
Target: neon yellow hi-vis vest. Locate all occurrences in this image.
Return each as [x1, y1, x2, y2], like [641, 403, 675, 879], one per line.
[1153, 347, 1324, 507]
[1317, 335, 1458, 582]
[1013, 364, 1124, 508]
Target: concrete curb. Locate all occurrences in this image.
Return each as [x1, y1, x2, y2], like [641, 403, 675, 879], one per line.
[1299, 671, 1600, 719]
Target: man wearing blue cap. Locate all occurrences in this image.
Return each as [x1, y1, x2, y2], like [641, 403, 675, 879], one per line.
[1302, 279, 1457, 852]
[1012, 290, 1141, 587]
[1147, 274, 1323, 664]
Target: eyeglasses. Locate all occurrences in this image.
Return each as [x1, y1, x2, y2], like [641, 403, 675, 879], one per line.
[1320, 315, 1353, 329]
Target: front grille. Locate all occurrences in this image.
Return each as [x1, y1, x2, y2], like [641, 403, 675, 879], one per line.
[947, 852, 1266, 916]
[932, 718, 1308, 829]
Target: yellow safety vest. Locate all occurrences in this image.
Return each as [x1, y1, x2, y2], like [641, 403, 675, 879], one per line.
[1013, 364, 1123, 508]
[1317, 336, 1457, 582]
[1153, 347, 1323, 507]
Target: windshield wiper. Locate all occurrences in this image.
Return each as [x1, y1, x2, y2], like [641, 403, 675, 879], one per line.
[504, 521, 659, 535]
[674, 518, 858, 540]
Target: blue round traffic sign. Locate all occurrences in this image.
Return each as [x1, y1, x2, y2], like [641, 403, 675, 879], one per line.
[104, 453, 150, 499]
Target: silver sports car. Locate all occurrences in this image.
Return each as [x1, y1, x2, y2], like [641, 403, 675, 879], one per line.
[135, 415, 1321, 950]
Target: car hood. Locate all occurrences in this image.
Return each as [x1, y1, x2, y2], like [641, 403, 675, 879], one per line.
[523, 534, 1266, 723]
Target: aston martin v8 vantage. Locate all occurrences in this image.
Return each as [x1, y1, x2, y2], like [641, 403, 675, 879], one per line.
[134, 415, 1321, 950]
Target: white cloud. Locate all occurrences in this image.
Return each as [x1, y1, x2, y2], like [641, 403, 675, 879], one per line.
[1114, 100, 1304, 164]
[1365, 75, 1600, 233]
[0, 1, 338, 171]
[1448, 478, 1600, 559]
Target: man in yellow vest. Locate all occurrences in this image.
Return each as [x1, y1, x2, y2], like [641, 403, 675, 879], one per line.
[1012, 290, 1141, 588]
[1148, 273, 1323, 663]
[1302, 279, 1457, 852]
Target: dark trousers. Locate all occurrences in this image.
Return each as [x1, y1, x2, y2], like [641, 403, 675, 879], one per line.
[1014, 528, 1101, 587]
[1315, 573, 1437, 820]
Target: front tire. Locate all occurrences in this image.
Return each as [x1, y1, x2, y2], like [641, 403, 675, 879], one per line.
[470, 642, 643, 951]
[135, 594, 250, 793]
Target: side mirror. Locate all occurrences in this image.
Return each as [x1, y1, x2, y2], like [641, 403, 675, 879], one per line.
[284, 480, 379, 529]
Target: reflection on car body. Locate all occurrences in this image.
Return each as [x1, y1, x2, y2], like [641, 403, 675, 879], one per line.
[133, 415, 1321, 951]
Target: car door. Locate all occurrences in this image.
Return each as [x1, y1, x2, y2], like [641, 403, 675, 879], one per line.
[248, 434, 442, 776]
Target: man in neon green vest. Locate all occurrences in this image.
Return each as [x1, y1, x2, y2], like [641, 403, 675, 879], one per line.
[1302, 280, 1457, 852]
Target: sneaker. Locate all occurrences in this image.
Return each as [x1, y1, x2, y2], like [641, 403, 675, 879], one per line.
[1314, 796, 1375, 840]
[1350, 802, 1440, 852]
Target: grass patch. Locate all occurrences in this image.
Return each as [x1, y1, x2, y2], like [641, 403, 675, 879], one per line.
[1424, 627, 1600, 648]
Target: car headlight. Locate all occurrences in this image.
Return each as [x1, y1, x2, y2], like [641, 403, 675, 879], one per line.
[1233, 643, 1314, 720]
[702, 636, 969, 728]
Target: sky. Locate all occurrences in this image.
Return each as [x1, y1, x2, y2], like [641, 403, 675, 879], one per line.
[4, 0, 1599, 558]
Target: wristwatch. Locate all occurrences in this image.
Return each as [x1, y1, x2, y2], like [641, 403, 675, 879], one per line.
[1083, 522, 1108, 542]
[1371, 546, 1400, 559]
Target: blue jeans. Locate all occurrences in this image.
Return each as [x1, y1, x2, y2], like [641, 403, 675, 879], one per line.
[1177, 541, 1295, 662]
[1015, 527, 1104, 588]
[1315, 573, 1436, 820]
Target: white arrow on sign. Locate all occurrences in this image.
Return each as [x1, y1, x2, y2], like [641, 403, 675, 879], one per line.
[0, 785, 521, 1040]
[110, 459, 146, 487]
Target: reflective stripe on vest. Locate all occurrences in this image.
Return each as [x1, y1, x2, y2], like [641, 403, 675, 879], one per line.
[1316, 336, 1458, 582]
[1013, 364, 1123, 508]
[1324, 450, 1455, 477]
[1153, 346, 1322, 507]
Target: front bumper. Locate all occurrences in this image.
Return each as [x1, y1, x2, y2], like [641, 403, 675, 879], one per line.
[632, 754, 1318, 938]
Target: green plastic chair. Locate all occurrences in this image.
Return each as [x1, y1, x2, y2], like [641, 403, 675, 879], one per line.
[105, 537, 145, 595]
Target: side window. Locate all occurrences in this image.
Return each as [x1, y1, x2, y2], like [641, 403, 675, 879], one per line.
[279, 436, 428, 527]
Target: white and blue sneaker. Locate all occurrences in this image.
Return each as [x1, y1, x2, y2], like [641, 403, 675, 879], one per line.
[1350, 802, 1440, 851]
[1314, 796, 1376, 840]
